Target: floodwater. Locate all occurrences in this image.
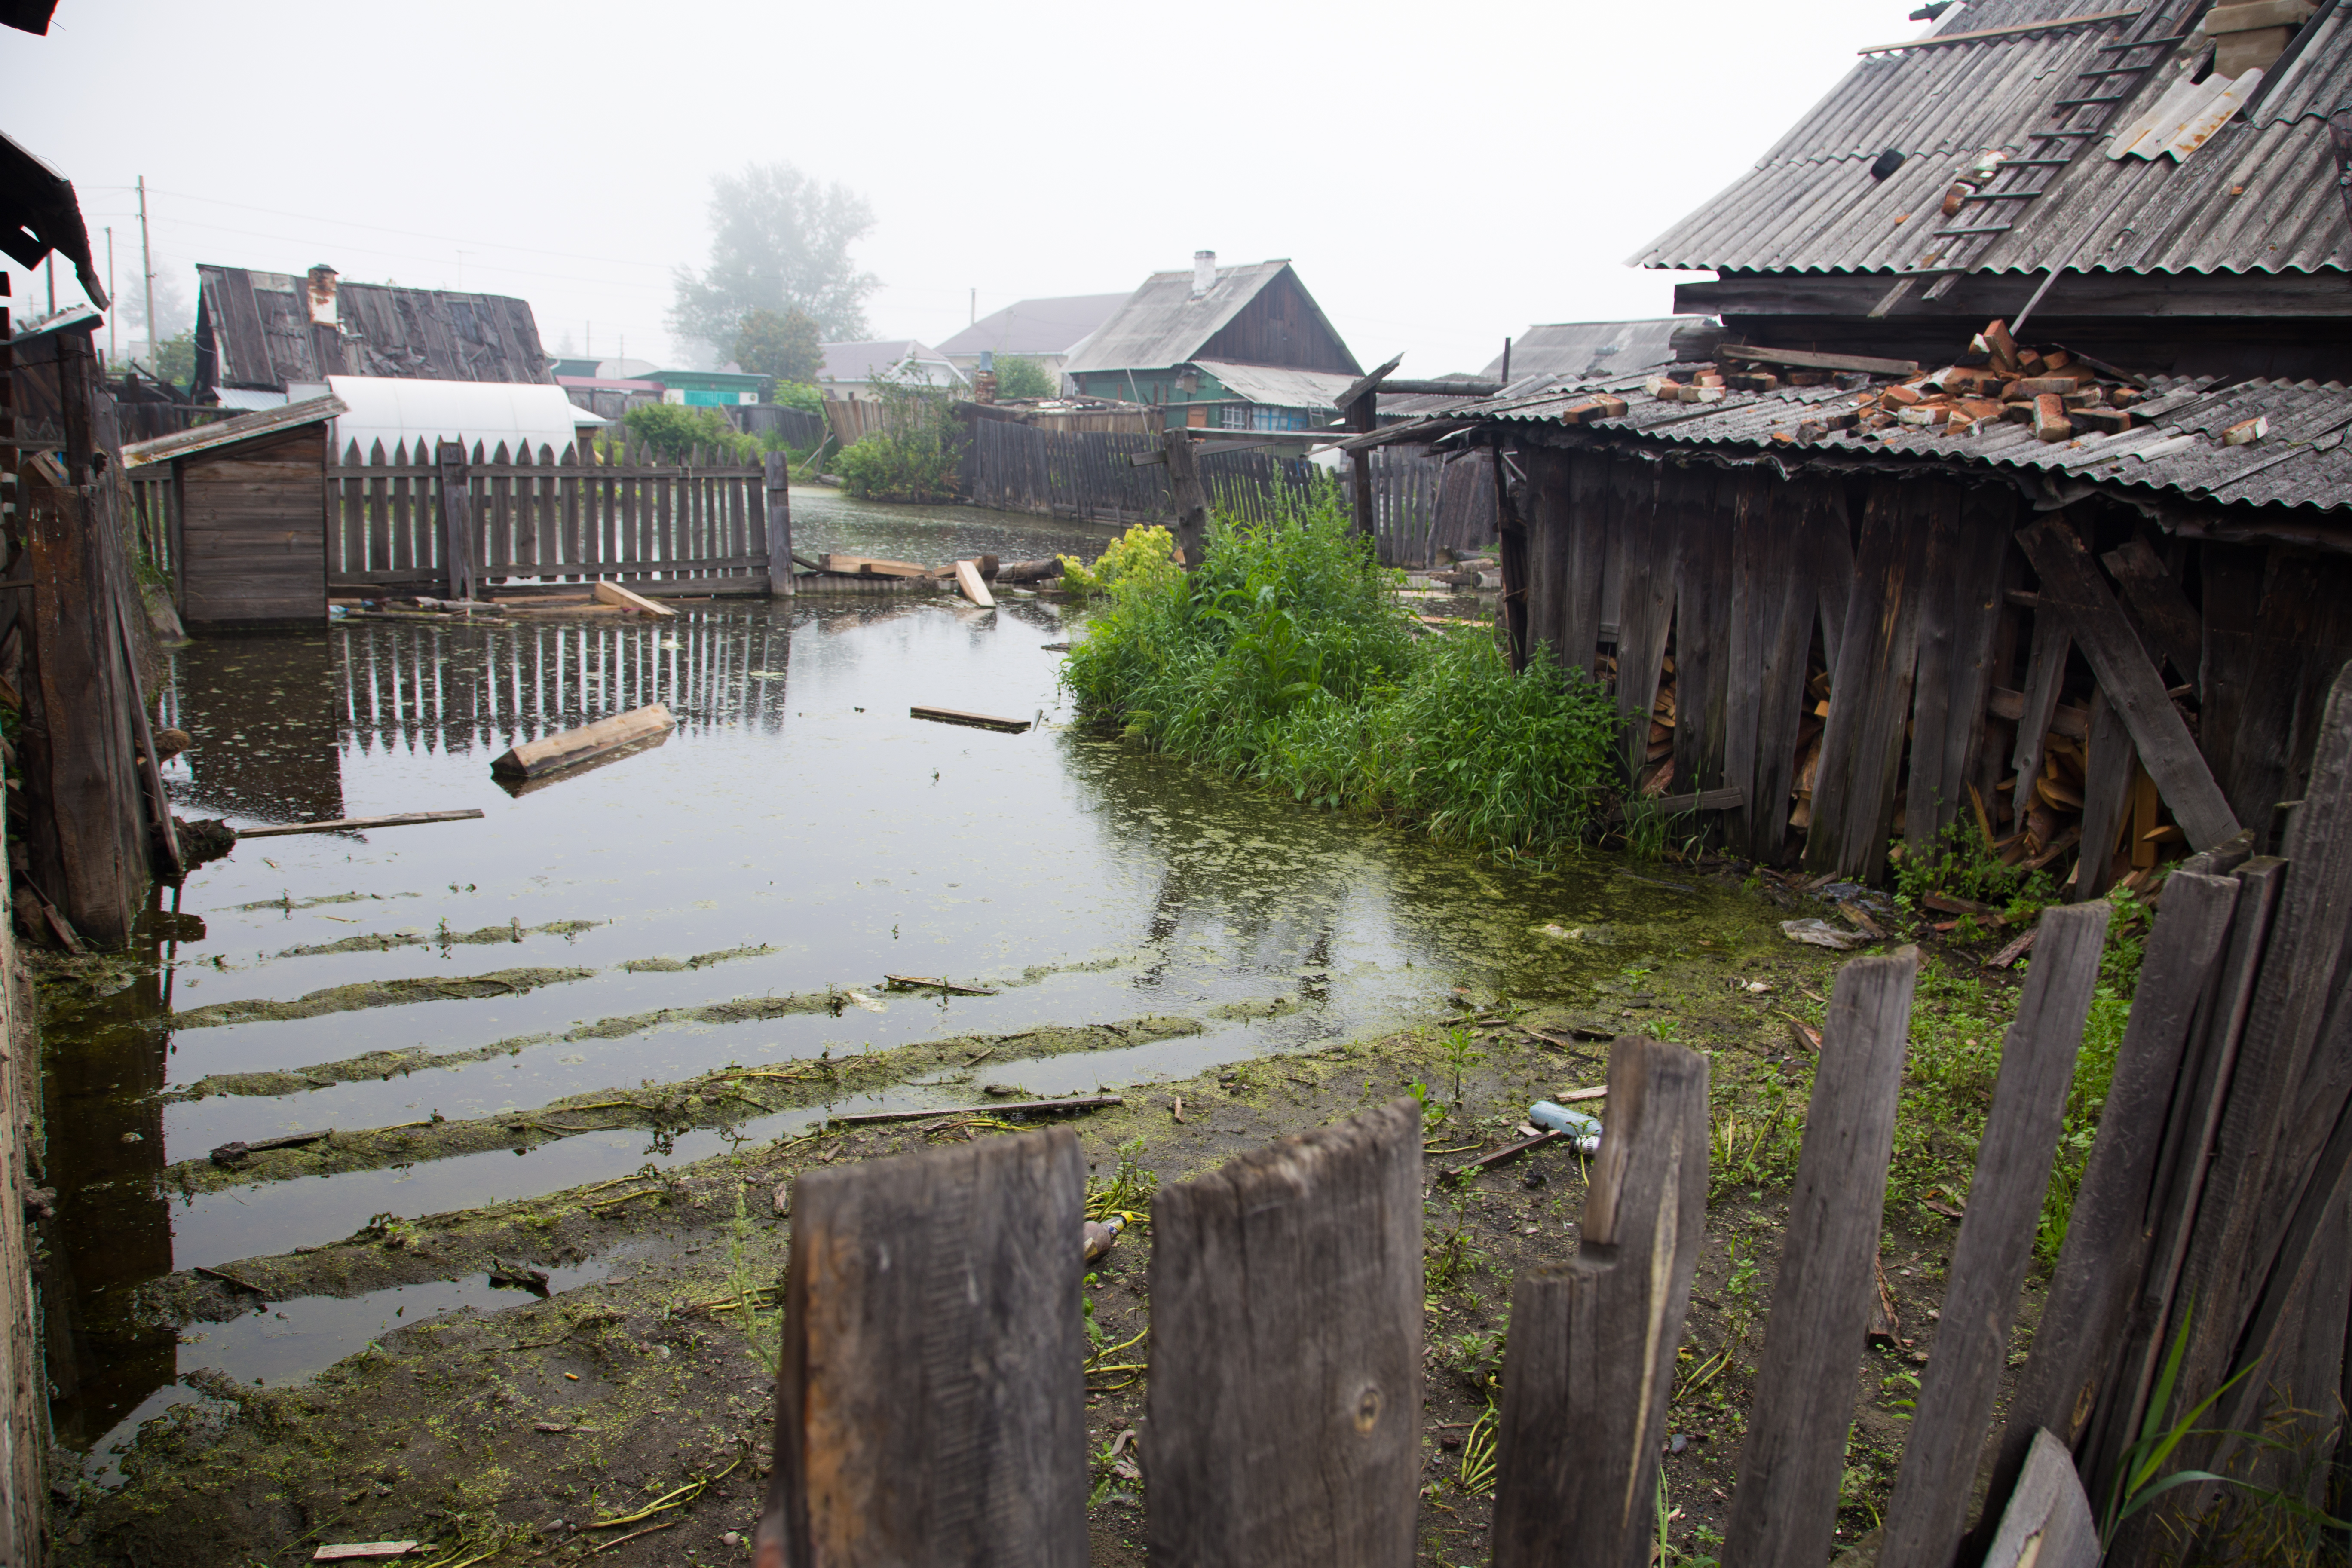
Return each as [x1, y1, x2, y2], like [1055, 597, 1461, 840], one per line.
[44, 486, 1761, 1473]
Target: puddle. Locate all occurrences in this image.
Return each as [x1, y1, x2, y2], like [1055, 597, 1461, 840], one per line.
[42, 487, 1773, 1460]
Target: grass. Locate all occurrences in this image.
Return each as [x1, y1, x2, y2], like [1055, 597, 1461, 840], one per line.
[1062, 487, 1623, 864]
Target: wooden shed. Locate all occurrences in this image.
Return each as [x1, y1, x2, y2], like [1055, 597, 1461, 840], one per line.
[122, 395, 343, 631]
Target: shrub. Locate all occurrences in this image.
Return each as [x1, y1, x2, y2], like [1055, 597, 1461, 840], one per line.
[994, 354, 1057, 400]
[831, 363, 964, 502]
[1063, 484, 1621, 861]
[1058, 523, 1179, 599]
[616, 402, 760, 462]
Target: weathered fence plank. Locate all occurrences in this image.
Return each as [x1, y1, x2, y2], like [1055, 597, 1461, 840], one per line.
[1724, 949, 1920, 1568]
[1145, 1101, 1423, 1568]
[1880, 901, 2112, 1568]
[756, 1127, 1087, 1568]
[1490, 1036, 1710, 1568]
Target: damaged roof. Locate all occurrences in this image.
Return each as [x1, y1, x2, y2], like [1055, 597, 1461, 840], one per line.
[1631, 0, 2352, 279]
[1190, 360, 1362, 410]
[1478, 319, 1702, 383]
[1061, 259, 1357, 377]
[1362, 367, 2352, 523]
[195, 265, 553, 395]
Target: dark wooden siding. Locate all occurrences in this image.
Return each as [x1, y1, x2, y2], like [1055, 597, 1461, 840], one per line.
[1197, 270, 1357, 374]
[178, 425, 327, 627]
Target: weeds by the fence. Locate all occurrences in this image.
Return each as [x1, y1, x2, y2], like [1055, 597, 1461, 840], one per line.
[1063, 487, 1622, 862]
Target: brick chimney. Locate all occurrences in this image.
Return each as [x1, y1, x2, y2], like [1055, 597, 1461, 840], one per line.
[1191, 251, 1216, 299]
[306, 264, 340, 326]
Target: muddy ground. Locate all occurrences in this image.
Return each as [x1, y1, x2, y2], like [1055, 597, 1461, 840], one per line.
[47, 877, 2042, 1568]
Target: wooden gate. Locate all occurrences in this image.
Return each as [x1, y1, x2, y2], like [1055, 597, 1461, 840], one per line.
[178, 423, 329, 629]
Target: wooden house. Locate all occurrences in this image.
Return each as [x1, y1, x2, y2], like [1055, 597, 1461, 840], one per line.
[1356, 0, 2352, 890]
[936, 293, 1130, 383]
[122, 398, 343, 631]
[1062, 254, 1362, 429]
[193, 263, 554, 407]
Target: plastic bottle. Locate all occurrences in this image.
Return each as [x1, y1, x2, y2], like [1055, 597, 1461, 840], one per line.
[1084, 1213, 1126, 1263]
[1528, 1100, 1602, 1154]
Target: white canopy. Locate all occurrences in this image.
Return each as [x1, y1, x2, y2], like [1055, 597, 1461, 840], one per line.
[322, 376, 607, 462]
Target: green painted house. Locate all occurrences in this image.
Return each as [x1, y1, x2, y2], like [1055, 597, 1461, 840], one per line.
[641, 368, 771, 407]
[1061, 253, 1361, 430]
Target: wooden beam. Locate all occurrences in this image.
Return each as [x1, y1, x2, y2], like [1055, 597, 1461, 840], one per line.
[763, 451, 794, 598]
[2016, 516, 2242, 850]
[1718, 343, 1921, 377]
[2100, 538, 2201, 685]
[591, 579, 675, 619]
[1605, 786, 1746, 823]
[1164, 426, 1210, 567]
[1856, 8, 2143, 52]
[820, 553, 931, 578]
[1724, 950, 1920, 1568]
[825, 1095, 1118, 1127]
[953, 558, 997, 608]
[2072, 691, 2135, 901]
[238, 809, 485, 840]
[1879, 903, 2111, 1568]
[1491, 1037, 1710, 1567]
[1378, 379, 1502, 396]
[1329, 352, 1406, 415]
[1146, 1102, 1423, 1567]
[490, 702, 674, 779]
[757, 1129, 1088, 1567]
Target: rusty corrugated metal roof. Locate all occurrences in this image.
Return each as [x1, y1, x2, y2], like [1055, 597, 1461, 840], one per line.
[1630, 0, 2352, 279]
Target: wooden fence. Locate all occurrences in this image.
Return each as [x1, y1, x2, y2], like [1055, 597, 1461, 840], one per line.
[1359, 444, 1498, 569]
[129, 437, 786, 599]
[753, 665, 2352, 1567]
[956, 418, 1322, 530]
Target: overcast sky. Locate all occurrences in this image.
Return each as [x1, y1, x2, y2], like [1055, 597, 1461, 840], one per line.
[6, 1, 1929, 377]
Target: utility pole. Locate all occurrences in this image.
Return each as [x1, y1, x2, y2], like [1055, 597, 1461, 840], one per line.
[45, 254, 54, 315]
[138, 175, 157, 365]
[106, 227, 115, 364]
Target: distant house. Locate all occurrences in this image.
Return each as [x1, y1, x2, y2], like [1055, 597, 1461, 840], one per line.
[935, 293, 1130, 382]
[1060, 253, 1362, 430]
[817, 340, 968, 401]
[639, 368, 769, 407]
[192, 263, 553, 408]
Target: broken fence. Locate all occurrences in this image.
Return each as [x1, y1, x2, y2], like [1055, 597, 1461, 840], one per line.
[752, 658, 2352, 1568]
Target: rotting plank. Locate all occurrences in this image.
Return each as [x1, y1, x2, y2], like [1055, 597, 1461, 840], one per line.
[2016, 515, 2239, 849]
[490, 703, 674, 779]
[1672, 467, 1735, 798]
[1907, 492, 2012, 859]
[1726, 473, 1813, 861]
[1989, 871, 2238, 1530]
[1611, 465, 1680, 781]
[1723, 949, 1920, 1568]
[238, 809, 485, 839]
[1559, 450, 1611, 681]
[1490, 1037, 1709, 1568]
[2009, 606, 2072, 837]
[757, 1128, 1087, 1568]
[2072, 691, 2135, 901]
[910, 705, 1029, 734]
[1879, 902, 2112, 1568]
[1145, 1102, 1422, 1568]
[1978, 1430, 2100, 1568]
[2101, 536, 2202, 686]
[2199, 541, 2264, 823]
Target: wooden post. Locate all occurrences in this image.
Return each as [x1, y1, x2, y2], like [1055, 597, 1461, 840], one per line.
[1879, 902, 2112, 1568]
[435, 440, 475, 601]
[755, 1128, 1087, 1568]
[1163, 426, 1208, 570]
[1490, 1037, 1710, 1568]
[763, 451, 794, 597]
[1986, 871, 2239, 1531]
[2071, 689, 2134, 901]
[1145, 1101, 1422, 1568]
[1492, 437, 1531, 672]
[1347, 390, 1375, 538]
[1724, 949, 1921, 1568]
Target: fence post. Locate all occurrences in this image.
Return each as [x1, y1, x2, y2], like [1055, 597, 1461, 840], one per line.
[1879, 901, 2111, 1567]
[755, 1127, 1087, 1568]
[1723, 948, 1920, 1568]
[1145, 1100, 1423, 1568]
[435, 440, 474, 601]
[1490, 1036, 1710, 1568]
[763, 451, 794, 597]
[1163, 427, 1209, 570]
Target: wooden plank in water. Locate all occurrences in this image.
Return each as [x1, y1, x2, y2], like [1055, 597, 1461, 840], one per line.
[910, 705, 1030, 733]
[954, 557, 998, 608]
[490, 702, 675, 778]
[592, 580, 676, 619]
[1147, 1102, 1422, 1568]
[827, 1095, 1119, 1126]
[759, 1128, 1087, 1567]
[821, 553, 931, 578]
[239, 809, 484, 839]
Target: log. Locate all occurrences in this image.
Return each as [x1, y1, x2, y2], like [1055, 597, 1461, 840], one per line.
[1725, 950, 1920, 1568]
[756, 1129, 1087, 1567]
[591, 580, 675, 619]
[490, 703, 674, 779]
[1978, 1430, 2099, 1568]
[237, 809, 485, 840]
[910, 704, 1029, 733]
[826, 1095, 1121, 1127]
[994, 558, 1064, 584]
[1880, 903, 2111, 1568]
[1146, 1102, 1422, 1568]
[1491, 1038, 1710, 1568]
[882, 974, 998, 996]
[954, 558, 997, 608]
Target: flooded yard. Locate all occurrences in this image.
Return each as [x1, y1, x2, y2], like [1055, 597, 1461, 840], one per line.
[44, 488, 1792, 1504]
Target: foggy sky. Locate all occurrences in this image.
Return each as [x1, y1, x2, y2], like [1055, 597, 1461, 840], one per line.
[6, 1, 1926, 377]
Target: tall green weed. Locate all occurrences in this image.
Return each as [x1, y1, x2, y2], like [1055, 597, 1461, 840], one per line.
[1063, 487, 1621, 861]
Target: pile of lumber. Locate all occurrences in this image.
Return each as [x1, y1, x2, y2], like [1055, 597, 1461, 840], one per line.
[807, 551, 1063, 607]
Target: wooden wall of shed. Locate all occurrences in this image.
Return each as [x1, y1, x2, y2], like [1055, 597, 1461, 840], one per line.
[1516, 446, 2352, 883]
[1195, 270, 1358, 376]
[176, 425, 329, 629]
